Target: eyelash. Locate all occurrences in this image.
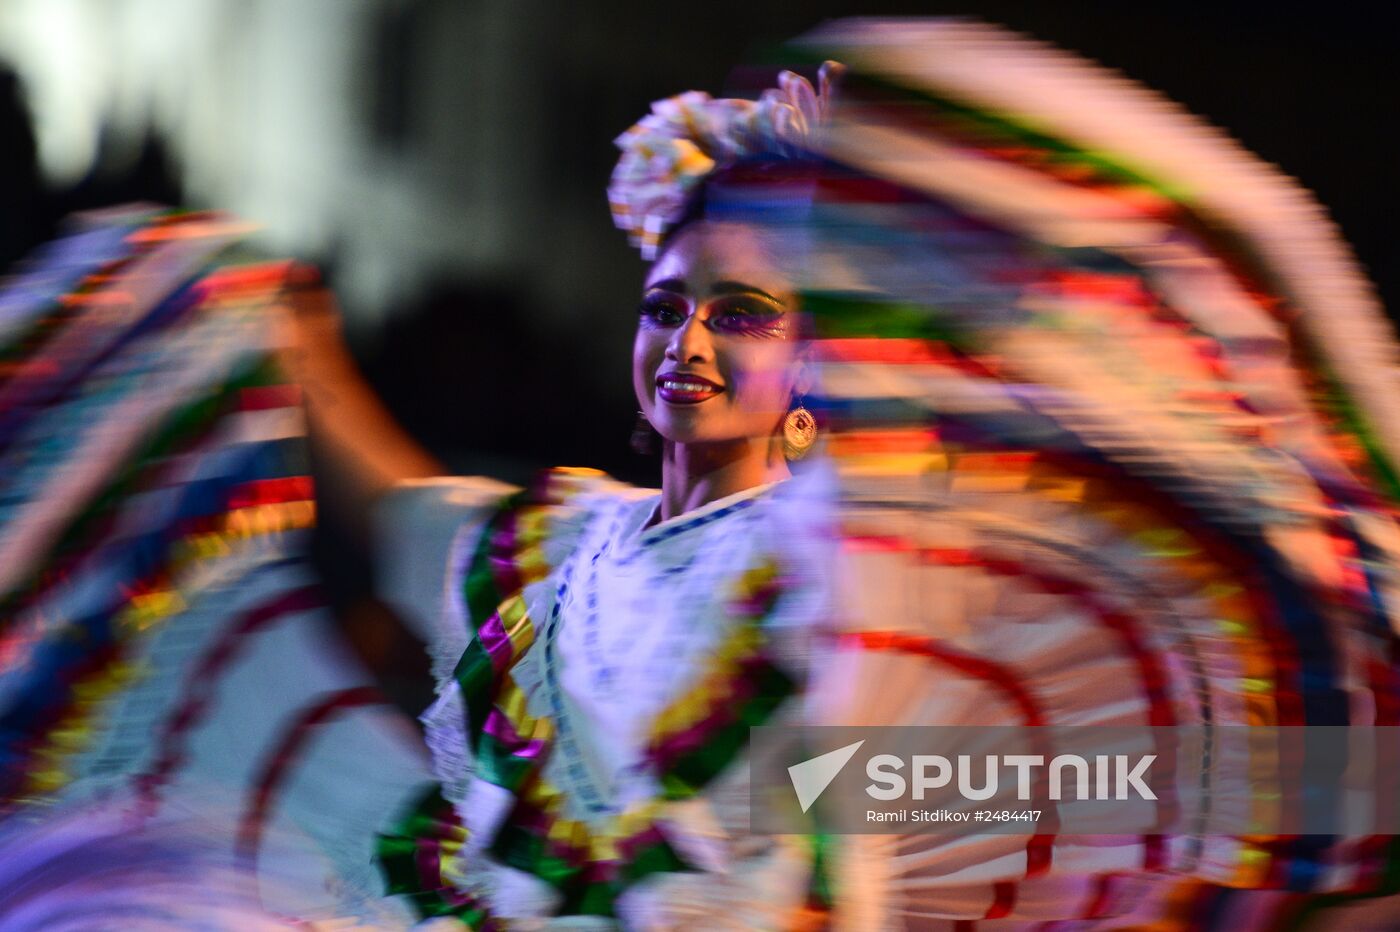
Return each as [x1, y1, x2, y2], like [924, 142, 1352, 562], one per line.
[637, 293, 787, 336]
[638, 294, 687, 326]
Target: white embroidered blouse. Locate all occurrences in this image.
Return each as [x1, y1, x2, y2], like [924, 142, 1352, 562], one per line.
[375, 468, 837, 928]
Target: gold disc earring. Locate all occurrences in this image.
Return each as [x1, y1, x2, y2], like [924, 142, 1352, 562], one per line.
[782, 403, 817, 460]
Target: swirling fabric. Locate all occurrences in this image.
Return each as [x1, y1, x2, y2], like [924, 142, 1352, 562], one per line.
[0, 209, 431, 929]
[767, 18, 1400, 929]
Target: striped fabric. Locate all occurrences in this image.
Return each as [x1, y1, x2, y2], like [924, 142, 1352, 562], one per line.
[0, 208, 431, 928]
[765, 19, 1400, 928]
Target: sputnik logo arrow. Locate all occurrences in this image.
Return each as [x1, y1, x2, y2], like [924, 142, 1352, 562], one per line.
[788, 740, 865, 813]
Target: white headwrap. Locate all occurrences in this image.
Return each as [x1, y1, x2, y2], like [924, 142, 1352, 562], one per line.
[607, 62, 842, 259]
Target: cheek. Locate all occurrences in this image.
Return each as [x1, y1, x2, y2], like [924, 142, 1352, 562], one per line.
[723, 344, 799, 414]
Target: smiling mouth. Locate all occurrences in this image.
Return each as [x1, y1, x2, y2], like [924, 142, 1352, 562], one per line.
[656, 374, 724, 405]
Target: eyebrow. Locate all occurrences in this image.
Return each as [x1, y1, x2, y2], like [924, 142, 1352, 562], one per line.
[645, 278, 784, 305]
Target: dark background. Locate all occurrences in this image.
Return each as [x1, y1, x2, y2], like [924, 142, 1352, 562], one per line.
[3, 3, 1395, 485]
[2, 1, 1394, 707]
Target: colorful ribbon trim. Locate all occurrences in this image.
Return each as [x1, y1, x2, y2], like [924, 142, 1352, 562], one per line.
[379, 467, 802, 922]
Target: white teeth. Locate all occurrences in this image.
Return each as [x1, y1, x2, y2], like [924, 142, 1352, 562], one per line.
[662, 380, 714, 392]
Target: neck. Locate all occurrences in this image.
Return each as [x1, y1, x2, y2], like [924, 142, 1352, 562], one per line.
[656, 435, 789, 523]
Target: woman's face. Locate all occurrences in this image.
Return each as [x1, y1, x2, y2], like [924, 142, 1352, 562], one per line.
[633, 220, 804, 451]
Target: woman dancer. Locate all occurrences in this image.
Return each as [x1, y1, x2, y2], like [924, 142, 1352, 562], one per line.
[7, 18, 1400, 930]
[350, 25, 1400, 924]
[359, 69, 849, 928]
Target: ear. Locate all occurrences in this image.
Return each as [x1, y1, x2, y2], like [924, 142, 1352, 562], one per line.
[790, 350, 815, 403]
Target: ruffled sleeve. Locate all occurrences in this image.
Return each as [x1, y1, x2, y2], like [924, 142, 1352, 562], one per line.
[372, 476, 516, 683]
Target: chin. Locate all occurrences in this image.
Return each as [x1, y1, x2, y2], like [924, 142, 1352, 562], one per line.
[651, 414, 723, 446]
[650, 403, 772, 449]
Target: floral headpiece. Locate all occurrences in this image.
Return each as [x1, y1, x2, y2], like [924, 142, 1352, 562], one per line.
[608, 62, 842, 259]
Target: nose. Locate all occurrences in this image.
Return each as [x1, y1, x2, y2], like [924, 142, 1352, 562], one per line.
[665, 310, 714, 365]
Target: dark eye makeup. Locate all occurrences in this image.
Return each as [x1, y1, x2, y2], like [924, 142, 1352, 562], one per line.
[638, 292, 687, 326]
[706, 295, 787, 335]
[638, 290, 788, 336]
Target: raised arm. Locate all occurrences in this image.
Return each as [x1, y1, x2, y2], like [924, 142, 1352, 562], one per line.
[273, 269, 443, 543]
[274, 268, 518, 662]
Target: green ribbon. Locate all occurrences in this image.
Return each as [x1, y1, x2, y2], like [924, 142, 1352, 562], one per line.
[658, 659, 796, 799]
[375, 786, 493, 928]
